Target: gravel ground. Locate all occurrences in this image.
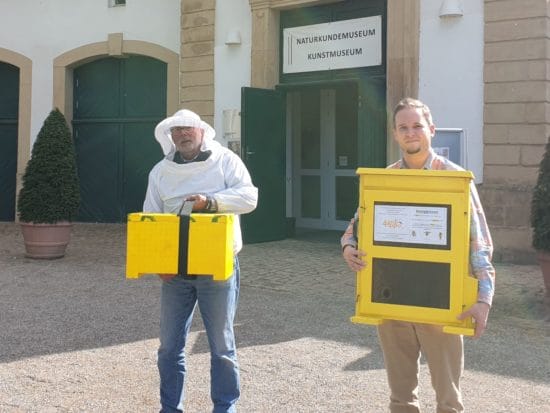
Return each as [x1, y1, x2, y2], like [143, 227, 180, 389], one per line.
[0, 222, 549, 412]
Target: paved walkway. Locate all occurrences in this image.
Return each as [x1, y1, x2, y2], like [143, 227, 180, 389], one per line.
[0, 223, 549, 412]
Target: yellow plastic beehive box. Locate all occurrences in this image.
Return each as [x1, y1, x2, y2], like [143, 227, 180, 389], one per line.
[350, 168, 478, 336]
[187, 214, 234, 280]
[126, 212, 234, 281]
[126, 213, 180, 277]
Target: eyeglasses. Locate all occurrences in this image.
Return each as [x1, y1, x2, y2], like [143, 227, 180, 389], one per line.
[170, 126, 194, 133]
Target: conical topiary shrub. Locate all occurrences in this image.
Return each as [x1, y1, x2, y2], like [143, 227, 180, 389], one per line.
[531, 141, 550, 295]
[17, 108, 80, 223]
[531, 142, 550, 253]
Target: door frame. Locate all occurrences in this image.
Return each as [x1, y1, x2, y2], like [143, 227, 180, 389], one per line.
[0, 62, 20, 221]
[0, 48, 32, 221]
[72, 55, 167, 222]
[53, 37, 179, 124]
[290, 88, 356, 231]
[279, 79, 362, 231]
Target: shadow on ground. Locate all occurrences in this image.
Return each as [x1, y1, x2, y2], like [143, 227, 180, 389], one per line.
[1, 223, 548, 384]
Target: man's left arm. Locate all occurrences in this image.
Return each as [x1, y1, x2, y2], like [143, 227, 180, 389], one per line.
[211, 152, 258, 214]
[458, 182, 496, 338]
[143, 166, 164, 213]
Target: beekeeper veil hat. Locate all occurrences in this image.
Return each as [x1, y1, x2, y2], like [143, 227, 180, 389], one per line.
[154, 109, 216, 156]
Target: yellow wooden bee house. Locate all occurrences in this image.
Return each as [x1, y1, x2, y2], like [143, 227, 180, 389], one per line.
[350, 168, 477, 336]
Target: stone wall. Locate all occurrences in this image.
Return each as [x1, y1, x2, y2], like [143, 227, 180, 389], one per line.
[482, 0, 550, 263]
[181, 0, 216, 124]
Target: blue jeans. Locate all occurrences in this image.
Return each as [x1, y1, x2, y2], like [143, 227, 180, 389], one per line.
[158, 257, 240, 413]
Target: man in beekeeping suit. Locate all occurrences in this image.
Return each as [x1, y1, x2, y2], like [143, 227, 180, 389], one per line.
[143, 109, 258, 413]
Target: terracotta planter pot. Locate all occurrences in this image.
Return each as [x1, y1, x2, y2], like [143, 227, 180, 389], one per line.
[537, 251, 550, 297]
[20, 221, 72, 259]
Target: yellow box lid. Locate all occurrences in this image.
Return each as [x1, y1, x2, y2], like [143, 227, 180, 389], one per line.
[127, 213, 180, 223]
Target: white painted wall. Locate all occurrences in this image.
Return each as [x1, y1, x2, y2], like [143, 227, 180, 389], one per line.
[419, 0, 484, 181]
[0, 0, 180, 149]
[214, 1, 485, 180]
[214, 0, 251, 146]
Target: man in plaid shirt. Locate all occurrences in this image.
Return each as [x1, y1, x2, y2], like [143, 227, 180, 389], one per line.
[342, 98, 495, 413]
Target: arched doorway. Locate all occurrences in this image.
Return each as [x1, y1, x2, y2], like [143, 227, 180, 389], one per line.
[0, 62, 19, 221]
[73, 55, 166, 222]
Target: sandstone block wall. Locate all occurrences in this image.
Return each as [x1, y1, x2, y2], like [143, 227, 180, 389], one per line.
[482, 0, 550, 262]
[181, 0, 215, 125]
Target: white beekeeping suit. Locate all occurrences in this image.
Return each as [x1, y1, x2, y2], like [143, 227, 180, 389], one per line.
[143, 109, 258, 253]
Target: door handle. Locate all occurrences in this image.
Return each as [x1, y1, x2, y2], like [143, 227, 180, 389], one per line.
[246, 151, 255, 156]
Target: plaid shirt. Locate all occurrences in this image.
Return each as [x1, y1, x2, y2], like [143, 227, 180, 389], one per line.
[341, 148, 496, 305]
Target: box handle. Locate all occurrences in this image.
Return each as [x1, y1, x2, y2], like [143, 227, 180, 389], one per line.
[140, 215, 155, 222]
[178, 200, 195, 216]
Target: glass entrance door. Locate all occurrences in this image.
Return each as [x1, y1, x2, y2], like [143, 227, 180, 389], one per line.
[289, 83, 359, 230]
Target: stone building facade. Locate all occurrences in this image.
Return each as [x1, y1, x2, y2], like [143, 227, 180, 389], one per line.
[0, 0, 546, 261]
[179, 0, 548, 262]
[482, 0, 549, 262]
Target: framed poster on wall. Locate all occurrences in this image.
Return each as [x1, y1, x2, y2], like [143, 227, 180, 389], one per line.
[433, 128, 466, 168]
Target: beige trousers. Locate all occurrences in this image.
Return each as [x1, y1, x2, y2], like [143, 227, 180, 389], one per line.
[377, 320, 464, 413]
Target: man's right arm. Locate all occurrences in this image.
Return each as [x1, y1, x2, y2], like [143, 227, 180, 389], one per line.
[143, 168, 163, 213]
[341, 214, 358, 251]
[341, 212, 366, 272]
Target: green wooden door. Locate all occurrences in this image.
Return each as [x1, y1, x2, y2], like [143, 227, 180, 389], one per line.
[73, 56, 165, 222]
[241, 87, 286, 243]
[358, 77, 387, 168]
[0, 63, 19, 221]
